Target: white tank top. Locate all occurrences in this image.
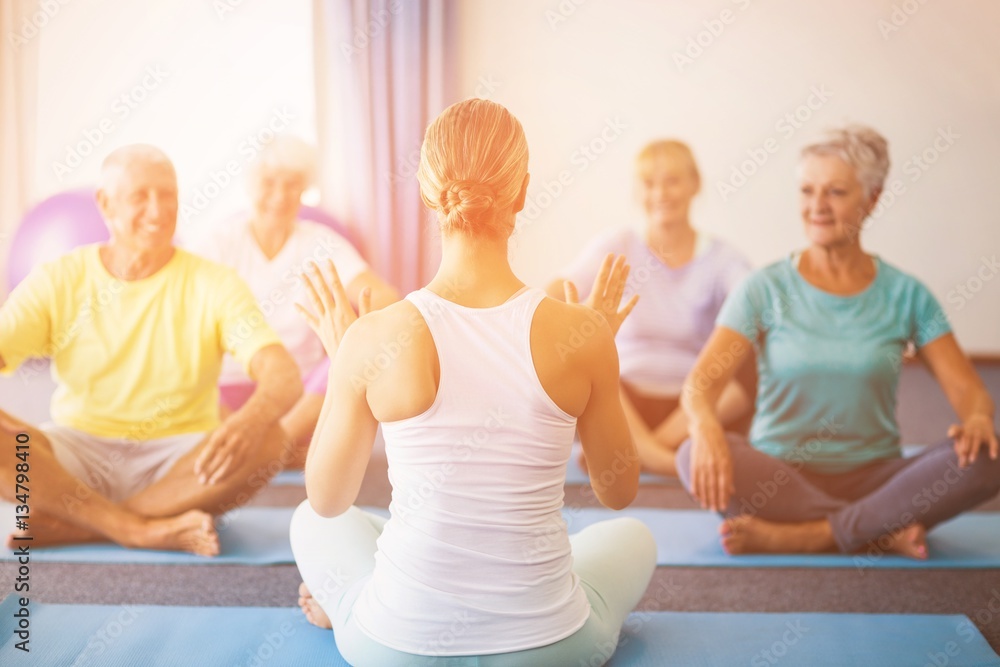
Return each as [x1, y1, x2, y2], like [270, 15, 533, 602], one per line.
[351, 286, 590, 655]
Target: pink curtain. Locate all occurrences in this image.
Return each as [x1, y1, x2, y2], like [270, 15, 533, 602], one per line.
[0, 1, 39, 299]
[313, 0, 455, 294]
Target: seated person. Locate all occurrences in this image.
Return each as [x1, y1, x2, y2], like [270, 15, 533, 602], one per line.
[279, 358, 330, 468]
[678, 125, 1000, 557]
[188, 136, 398, 460]
[0, 145, 302, 555]
[548, 140, 753, 476]
[289, 99, 655, 665]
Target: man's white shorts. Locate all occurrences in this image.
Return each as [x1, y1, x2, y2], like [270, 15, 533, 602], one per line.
[43, 424, 206, 504]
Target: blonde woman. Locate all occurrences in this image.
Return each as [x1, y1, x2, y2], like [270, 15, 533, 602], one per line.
[289, 100, 655, 665]
[679, 125, 999, 557]
[549, 140, 753, 476]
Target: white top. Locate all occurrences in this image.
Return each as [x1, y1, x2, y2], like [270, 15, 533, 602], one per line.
[352, 287, 590, 655]
[189, 217, 368, 384]
[562, 227, 752, 396]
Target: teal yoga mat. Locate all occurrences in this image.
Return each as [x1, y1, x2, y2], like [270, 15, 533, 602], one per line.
[0, 506, 295, 565]
[0, 598, 996, 666]
[565, 507, 1000, 569]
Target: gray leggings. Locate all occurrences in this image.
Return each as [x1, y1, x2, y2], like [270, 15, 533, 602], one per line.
[676, 434, 1000, 552]
[289, 504, 657, 666]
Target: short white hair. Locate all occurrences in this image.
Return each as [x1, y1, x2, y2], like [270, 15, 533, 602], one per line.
[100, 144, 175, 195]
[250, 135, 318, 187]
[799, 125, 890, 197]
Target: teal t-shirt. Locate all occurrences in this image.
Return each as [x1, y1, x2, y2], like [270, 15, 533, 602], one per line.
[717, 255, 951, 474]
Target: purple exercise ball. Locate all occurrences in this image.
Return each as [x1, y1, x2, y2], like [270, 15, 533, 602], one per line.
[7, 189, 109, 290]
[298, 204, 363, 255]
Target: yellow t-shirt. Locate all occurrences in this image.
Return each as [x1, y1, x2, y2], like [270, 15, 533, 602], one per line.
[0, 245, 282, 439]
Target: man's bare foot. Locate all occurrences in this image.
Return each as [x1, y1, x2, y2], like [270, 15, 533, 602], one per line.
[125, 510, 220, 556]
[5, 511, 103, 549]
[298, 582, 333, 629]
[720, 516, 836, 555]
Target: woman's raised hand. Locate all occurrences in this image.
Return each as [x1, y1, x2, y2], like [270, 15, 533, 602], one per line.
[296, 259, 372, 358]
[563, 253, 639, 337]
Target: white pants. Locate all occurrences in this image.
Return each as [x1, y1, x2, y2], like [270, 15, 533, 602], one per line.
[290, 503, 657, 666]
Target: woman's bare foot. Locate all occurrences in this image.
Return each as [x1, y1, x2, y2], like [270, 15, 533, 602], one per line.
[873, 523, 928, 559]
[125, 510, 220, 556]
[298, 582, 333, 629]
[720, 516, 836, 554]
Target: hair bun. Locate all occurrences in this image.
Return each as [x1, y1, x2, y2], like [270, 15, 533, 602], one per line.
[439, 180, 497, 221]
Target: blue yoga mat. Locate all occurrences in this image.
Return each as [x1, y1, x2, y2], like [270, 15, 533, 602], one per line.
[1, 598, 996, 666]
[566, 507, 1000, 569]
[271, 469, 306, 485]
[0, 506, 295, 565]
[271, 446, 926, 487]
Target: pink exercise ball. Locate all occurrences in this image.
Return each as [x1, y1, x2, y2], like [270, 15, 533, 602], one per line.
[7, 189, 109, 290]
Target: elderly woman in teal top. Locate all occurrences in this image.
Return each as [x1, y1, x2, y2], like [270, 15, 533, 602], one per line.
[677, 125, 999, 558]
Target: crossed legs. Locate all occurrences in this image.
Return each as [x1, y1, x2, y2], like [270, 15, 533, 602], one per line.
[0, 409, 291, 555]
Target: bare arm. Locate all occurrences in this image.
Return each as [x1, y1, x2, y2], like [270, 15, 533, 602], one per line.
[240, 344, 304, 424]
[279, 391, 325, 467]
[568, 254, 641, 508]
[680, 326, 754, 511]
[195, 343, 303, 484]
[576, 319, 640, 510]
[545, 278, 568, 301]
[304, 322, 378, 516]
[918, 333, 997, 465]
[295, 259, 379, 515]
[346, 269, 399, 311]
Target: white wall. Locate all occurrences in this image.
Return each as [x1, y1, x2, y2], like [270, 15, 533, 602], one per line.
[456, 0, 1000, 354]
[30, 0, 315, 245]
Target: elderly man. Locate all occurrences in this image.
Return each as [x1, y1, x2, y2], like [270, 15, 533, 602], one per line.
[0, 145, 302, 555]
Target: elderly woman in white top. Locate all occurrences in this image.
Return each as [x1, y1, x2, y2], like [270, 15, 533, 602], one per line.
[191, 137, 398, 466]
